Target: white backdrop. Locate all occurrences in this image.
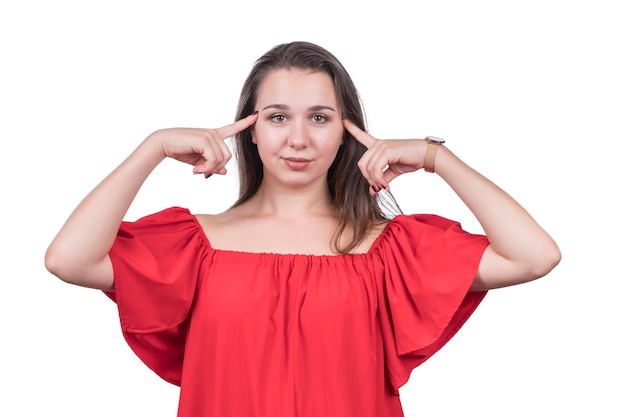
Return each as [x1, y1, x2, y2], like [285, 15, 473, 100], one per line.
[1, 1, 624, 416]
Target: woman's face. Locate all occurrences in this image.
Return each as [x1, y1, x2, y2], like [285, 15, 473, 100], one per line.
[253, 68, 344, 190]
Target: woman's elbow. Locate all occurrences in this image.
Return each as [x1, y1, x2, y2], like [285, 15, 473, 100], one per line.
[44, 244, 73, 284]
[529, 241, 562, 280]
[473, 241, 561, 291]
[45, 244, 114, 290]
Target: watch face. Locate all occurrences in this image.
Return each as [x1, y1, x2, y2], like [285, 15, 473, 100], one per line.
[426, 136, 445, 144]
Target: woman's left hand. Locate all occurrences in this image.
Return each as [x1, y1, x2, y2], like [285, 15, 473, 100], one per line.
[343, 119, 428, 195]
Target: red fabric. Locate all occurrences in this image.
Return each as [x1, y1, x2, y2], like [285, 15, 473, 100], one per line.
[104, 207, 489, 417]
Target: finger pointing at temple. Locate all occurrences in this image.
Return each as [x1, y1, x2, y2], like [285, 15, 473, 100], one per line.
[343, 119, 377, 149]
[216, 111, 259, 140]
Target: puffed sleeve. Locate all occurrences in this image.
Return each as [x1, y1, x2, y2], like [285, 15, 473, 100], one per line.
[103, 207, 208, 386]
[374, 214, 489, 393]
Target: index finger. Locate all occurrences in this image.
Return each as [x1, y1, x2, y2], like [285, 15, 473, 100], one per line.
[343, 119, 376, 149]
[216, 112, 259, 139]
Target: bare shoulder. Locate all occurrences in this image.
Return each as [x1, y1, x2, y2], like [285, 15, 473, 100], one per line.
[193, 208, 240, 236]
[193, 209, 236, 229]
[192, 206, 256, 250]
[350, 219, 391, 254]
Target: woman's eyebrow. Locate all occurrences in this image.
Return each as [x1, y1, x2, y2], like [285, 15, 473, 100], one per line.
[309, 105, 337, 113]
[262, 104, 289, 111]
[261, 104, 337, 112]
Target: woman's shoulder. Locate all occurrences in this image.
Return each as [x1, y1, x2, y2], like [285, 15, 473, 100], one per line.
[371, 213, 488, 259]
[348, 219, 391, 254]
[192, 206, 256, 251]
[192, 206, 241, 229]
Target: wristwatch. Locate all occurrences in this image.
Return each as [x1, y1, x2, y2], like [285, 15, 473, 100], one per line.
[424, 136, 445, 173]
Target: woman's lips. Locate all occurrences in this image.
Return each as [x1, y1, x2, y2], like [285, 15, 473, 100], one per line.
[282, 157, 312, 170]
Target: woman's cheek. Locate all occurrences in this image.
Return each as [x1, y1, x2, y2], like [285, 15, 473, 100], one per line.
[253, 124, 279, 147]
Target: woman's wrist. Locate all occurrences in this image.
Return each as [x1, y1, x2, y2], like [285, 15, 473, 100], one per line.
[142, 129, 170, 162]
[423, 136, 446, 173]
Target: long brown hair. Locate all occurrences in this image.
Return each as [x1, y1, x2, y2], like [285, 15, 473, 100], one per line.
[232, 41, 401, 253]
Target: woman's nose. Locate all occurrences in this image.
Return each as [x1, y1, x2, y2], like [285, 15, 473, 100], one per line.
[287, 120, 309, 149]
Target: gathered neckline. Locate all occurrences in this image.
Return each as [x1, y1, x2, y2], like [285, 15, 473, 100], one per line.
[187, 209, 404, 259]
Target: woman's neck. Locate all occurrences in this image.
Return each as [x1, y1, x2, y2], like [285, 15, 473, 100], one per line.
[244, 181, 336, 219]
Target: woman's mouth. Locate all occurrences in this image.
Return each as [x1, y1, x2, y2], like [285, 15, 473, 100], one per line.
[282, 157, 312, 170]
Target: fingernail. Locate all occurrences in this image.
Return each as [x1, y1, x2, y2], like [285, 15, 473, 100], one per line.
[204, 173, 212, 179]
[251, 110, 258, 116]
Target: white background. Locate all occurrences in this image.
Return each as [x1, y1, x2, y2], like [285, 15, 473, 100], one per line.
[1, 0, 624, 416]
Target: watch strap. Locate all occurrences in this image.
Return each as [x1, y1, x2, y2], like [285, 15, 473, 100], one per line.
[424, 136, 445, 173]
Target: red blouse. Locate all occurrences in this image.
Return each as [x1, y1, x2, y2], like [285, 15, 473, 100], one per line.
[105, 207, 489, 417]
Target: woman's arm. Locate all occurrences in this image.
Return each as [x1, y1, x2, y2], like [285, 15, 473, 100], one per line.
[434, 145, 561, 290]
[45, 115, 258, 291]
[343, 119, 561, 291]
[45, 137, 164, 291]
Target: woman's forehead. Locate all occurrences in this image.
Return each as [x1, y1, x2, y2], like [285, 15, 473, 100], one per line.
[256, 69, 338, 110]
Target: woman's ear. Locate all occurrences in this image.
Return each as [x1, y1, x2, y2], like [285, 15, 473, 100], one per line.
[251, 128, 256, 144]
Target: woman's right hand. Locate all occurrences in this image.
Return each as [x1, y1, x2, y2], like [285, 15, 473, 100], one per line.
[45, 112, 258, 290]
[151, 112, 258, 177]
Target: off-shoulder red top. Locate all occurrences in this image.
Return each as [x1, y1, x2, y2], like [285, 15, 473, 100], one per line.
[104, 207, 489, 417]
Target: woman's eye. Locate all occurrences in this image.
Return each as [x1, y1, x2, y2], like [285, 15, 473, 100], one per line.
[270, 114, 286, 122]
[312, 114, 328, 123]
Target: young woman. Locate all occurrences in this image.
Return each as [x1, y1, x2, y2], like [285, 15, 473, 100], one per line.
[45, 41, 561, 416]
